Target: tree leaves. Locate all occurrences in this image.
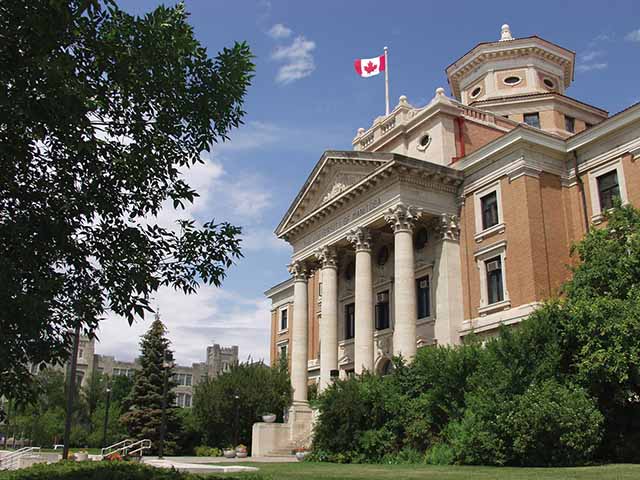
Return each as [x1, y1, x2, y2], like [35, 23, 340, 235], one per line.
[0, 0, 254, 401]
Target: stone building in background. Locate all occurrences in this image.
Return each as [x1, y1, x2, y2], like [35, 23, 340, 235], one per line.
[70, 337, 239, 408]
[256, 24, 640, 456]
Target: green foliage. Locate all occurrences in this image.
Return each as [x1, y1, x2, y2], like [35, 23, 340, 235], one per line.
[0, 0, 254, 402]
[0, 460, 256, 480]
[506, 381, 603, 466]
[192, 360, 291, 449]
[194, 445, 222, 457]
[120, 318, 181, 454]
[424, 443, 455, 465]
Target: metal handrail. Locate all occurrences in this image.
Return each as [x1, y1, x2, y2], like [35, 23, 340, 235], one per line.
[101, 438, 151, 459]
[0, 447, 41, 470]
[101, 438, 133, 457]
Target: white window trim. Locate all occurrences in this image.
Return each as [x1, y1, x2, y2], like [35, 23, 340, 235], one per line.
[473, 181, 505, 242]
[278, 305, 289, 333]
[474, 241, 510, 315]
[589, 159, 628, 223]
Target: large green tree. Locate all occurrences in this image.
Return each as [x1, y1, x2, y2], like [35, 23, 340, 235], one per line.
[120, 316, 180, 454]
[193, 361, 292, 449]
[0, 0, 254, 401]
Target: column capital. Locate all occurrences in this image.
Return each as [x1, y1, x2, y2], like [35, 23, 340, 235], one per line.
[347, 227, 372, 252]
[384, 203, 423, 233]
[315, 246, 338, 270]
[288, 261, 309, 282]
[436, 213, 460, 241]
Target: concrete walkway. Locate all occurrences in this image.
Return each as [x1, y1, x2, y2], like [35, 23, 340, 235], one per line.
[142, 458, 259, 474]
[144, 455, 297, 464]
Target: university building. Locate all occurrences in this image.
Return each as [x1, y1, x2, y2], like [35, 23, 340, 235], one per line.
[65, 336, 239, 408]
[256, 24, 640, 454]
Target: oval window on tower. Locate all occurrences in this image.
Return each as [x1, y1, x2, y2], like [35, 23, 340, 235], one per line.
[470, 86, 482, 99]
[503, 75, 522, 86]
[543, 78, 555, 89]
[417, 134, 431, 151]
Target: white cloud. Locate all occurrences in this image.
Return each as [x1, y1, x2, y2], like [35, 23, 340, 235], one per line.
[580, 50, 604, 62]
[626, 29, 640, 42]
[215, 121, 282, 152]
[242, 227, 289, 252]
[96, 285, 271, 366]
[268, 23, 292, 39]
[576, 62, 608, 73]
[271, 35, 316, 84]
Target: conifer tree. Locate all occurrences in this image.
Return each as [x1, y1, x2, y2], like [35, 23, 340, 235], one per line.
[120, 315, 181, 454]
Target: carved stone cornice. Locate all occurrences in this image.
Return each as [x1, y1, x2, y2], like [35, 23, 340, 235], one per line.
[384, 203, 423, 233]
[288, 261, 309, 282]
[315, 246, 338, 270]
[347, 227, 372, 252]
[436, 213, 460, 241]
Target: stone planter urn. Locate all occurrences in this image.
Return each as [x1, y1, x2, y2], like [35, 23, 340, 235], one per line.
[75, 451, 89, 462]
[223, 449, 236, 458]
[262, 414, 276, 423]
[295, 451, 308, 462]
[236, 451, 248, 458]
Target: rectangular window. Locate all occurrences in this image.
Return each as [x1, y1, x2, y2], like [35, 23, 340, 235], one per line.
[417, 276, 430, 319]
[480, 191, 499, 230]
[279, 344, 288, 360]
[280, 308, 288, 330]
[318, 282, 322, 298]
[185, 374, 192, 386]
[375, 291, 390, 330]
[486, 256, 504, 305]
[78, 348, 84, 359]
[565, 115, 575, 133]
[597, 170, 620, 211]
[184, 394, 192, 408]
[523, 112, 540, 128]
[345, 303, 355, 340]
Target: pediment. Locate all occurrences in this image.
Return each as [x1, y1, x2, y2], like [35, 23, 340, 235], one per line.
[276, 151, 391, 235]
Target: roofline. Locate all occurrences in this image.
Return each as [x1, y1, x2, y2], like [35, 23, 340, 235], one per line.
[264, 277, 294, 297]
[469, 91, 608, 116]
[275, 150, 400, 235]
[445, 35, 576, 74]
[455, 101, 640, 171]
[278, 154, 463, 239]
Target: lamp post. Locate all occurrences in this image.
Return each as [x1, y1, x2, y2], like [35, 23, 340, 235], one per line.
[102, 387, 112, 449]
[158, 359, 173, 459]
[233, 394, 240, 447]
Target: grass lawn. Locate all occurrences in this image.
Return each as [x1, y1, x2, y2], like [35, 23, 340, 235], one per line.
[214, 461, 640, 480]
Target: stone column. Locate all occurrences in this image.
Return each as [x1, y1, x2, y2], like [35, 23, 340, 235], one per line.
[288, 261, 309, 404]
[316, 246, 338, 391]
[434, 214, 463, 345]
[347, 227, 374, 374]
[385, 203, 422, 361]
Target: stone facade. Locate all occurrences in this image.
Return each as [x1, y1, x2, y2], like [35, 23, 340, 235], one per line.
[263, 24, 640, 410]
[65, 337, 238, 408]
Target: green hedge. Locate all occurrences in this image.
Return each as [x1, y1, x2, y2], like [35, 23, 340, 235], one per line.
[0, 461, 264, 480]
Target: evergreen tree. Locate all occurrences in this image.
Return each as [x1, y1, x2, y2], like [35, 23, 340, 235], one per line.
[120, 315, 181, 454]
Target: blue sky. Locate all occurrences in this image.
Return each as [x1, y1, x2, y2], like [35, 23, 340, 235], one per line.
[98, 0, 640, 366]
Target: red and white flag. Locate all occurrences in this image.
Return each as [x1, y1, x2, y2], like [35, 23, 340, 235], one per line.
[354, 54, 386, 78]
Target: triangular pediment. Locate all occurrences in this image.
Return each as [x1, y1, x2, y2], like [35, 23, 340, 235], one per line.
[276, 150, 393, 236]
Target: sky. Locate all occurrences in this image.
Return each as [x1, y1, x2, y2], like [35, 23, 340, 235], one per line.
[97, 0, 640, 366]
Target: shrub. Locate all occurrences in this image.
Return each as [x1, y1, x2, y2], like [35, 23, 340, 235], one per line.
[194, 445, 222, 457]
[506, 380, 603, 466]
[424, 443, 455, 465]
[380, 447, 423, 464]
[0, 461, 260, 480]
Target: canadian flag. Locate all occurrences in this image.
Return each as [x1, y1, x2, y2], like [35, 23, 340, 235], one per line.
[354, 54, 386, 78]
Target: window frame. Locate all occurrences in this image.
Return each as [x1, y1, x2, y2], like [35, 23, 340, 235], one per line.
[278, 305, 289, 332]
[474, 241, 510, 315]
[523, 112, 540, 128]
[485, 256, 504, 305]
[473, 181, 505, 242]
[416, 275, 431, 321]
[564, 115, 575, 133]
[344, 302, 355, 340]
[588, 160, 628, 222]
[375, 290, 390, 331]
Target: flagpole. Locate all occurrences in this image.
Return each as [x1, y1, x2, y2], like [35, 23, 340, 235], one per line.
[384, 46, 390, 116]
